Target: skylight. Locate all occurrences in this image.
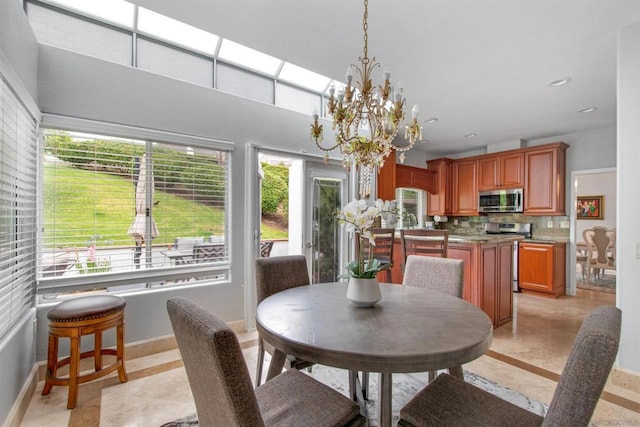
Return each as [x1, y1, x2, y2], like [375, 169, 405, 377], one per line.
[279, 63, 332, 93]
[45, 0, 135, 28]
[137, 7, 219, 55]
[218, 39, 283, 76]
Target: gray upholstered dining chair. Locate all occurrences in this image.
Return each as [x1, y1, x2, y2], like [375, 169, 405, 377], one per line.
[359, 255, 465, 399]
[255, 255, 313, 386]
[166, 297, 366, 427]
[404, 255, 465, 378]
[398, 305, 621, 427]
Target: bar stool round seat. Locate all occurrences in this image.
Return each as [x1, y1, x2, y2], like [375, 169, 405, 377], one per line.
[42, 295, 128, 409]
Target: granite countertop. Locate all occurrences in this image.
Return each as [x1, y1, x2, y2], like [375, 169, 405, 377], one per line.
[392, 230, 523, 244]
[448, 234, 524, 244]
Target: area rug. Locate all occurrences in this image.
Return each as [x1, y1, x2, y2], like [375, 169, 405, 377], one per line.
[160, 365, 547, 427]
[576, 273, 616, 294]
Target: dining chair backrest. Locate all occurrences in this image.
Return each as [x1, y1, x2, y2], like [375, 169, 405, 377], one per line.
[398, 306, 621, 426]
[542, 306, 621, 425]
[192, 243, 225, 263]
[174, 236, 205, 251]
[259, 241, 274, 258]
[356, 228, 395, 265]
[356, 228, 395, 282]
[400, 229, 449, 271]
[583, 226, 616, 266]
[254, 255, 312, 386]
[166, 297, 265, 426]
[402, 255, 464, 298]
[255, 255, 310, 304]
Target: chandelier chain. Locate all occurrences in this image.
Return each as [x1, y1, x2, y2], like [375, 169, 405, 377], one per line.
[363, 0, 369, 59]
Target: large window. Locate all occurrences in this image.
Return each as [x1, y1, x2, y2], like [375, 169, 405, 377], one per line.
[0, 77, 38, 339]
[38, 129, 231, 295]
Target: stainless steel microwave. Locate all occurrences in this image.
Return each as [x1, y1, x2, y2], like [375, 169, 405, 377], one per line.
[478, 188, 523, 213]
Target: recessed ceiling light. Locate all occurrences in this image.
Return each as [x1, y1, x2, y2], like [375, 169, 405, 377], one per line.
[419, 139, 429, 144]
[465, 133, 476, 138]
[578, 107, 598, 113]
[424, 118, 438, 124]
[548, 77, 571, 87]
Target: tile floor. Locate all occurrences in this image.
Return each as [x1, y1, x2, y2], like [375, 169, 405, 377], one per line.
[20, 289, 640, 426]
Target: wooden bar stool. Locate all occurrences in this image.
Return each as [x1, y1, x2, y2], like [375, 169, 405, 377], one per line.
[42, 295, 128, 409]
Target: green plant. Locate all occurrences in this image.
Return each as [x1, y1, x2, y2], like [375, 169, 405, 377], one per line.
[261, 163, 289, 216]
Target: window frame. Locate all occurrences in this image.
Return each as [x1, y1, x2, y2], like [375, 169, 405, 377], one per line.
[37, 115, 234, 296]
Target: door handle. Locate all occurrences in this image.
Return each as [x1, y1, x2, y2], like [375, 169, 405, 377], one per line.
[305, 242, 313, 248]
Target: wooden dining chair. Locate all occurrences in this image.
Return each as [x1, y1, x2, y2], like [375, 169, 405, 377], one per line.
[355, 228, 395, 282]
[166, 297, 366, 427]
[583, 227, 616, 285]
[254, 255, 313, 386]
[400, 229, 449, 271]
[398, 306, 621, 427]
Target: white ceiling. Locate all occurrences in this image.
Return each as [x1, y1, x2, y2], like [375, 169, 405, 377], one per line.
[126, 0, 640, 156]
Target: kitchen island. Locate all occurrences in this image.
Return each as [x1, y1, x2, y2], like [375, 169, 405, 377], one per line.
[386, 232, 522, 328]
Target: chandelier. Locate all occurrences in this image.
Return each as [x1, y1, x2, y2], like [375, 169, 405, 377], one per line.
[310, 0, 422, 197]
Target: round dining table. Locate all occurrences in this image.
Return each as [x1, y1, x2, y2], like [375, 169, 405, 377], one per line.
[256, 282, 493, 427]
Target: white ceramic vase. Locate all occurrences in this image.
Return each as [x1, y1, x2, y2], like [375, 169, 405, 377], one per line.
[346, 277, 381, 308]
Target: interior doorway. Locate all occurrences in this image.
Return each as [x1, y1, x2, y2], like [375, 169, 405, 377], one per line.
[569, 167, 616, 295]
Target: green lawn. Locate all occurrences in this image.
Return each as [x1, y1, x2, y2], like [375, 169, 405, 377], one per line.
[43, 163, 286, 247]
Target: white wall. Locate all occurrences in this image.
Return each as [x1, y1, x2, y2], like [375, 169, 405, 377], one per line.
[0, 1, 39, 423]
[617, 20, 640, 372]
[575, 172, 617, 241]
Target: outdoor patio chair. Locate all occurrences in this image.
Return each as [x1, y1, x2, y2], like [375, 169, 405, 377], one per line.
[259, 240, 274, 258]
[193, 243, 225, 263]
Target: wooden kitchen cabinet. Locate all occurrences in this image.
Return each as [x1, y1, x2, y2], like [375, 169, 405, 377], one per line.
[395, 164, 436, 193]
[377, 162, 435, 200]
[477, 152, 524, 191]
[452, 158, 478, 216]
[524, 142, 568, 215]
[518, 241, 566, 297]
[391, 239, 515, 328]
[426, 158, 453, 216]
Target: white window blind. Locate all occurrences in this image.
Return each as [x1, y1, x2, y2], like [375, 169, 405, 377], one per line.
[39, 130, 230, 294]
[0, 77, 38, 340]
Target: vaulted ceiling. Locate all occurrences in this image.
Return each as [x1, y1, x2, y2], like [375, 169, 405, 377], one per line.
[127, 0, 640, 155]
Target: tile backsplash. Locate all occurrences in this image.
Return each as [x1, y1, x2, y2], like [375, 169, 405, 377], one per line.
[430, 213, 571, 240]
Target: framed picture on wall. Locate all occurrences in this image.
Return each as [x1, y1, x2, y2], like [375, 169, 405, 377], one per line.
[576, 195, 604, 220]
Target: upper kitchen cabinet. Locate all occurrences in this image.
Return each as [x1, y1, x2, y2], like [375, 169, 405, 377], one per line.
[452, 158, 478, 216]
[477, 152, 524, 191]
[426, 158, 453, 216]
[377, 159, 397, 201]
[524, 142, 569, 215]
[377, 162, 436, 200]
[396, 165, 436, 194]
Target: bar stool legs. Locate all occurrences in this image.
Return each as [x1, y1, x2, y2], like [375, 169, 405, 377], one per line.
[42, 295, 128, 409]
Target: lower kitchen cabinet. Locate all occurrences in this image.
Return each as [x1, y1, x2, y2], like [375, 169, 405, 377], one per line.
[389, 238, 515, 328]
[518, 241, 566, 297]
[450, 241, 513, 328]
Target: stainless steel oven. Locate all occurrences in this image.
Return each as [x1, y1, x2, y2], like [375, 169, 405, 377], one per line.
[484, 222, 532, 292]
